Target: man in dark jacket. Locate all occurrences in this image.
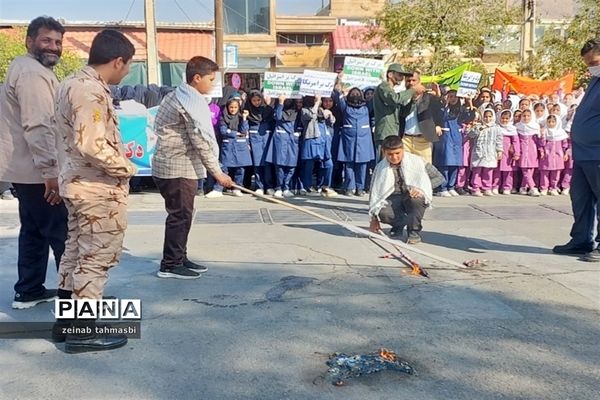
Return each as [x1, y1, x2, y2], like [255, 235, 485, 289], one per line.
[398, 71, 444, 164]
[553, 38, 600, 262]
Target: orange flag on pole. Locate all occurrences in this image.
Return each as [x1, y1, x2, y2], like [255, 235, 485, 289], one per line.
[492, 69, 575, 96]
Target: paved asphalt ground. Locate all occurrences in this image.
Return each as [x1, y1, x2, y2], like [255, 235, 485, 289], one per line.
[0, 191, 598, 400]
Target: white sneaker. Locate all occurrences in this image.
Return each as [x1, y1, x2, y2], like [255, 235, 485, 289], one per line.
[519, 187, 528, 195]
[1, 189, 15, 200]
[254, 189, 264, 195]
[266, 189, 275, 195]
[282, 190, 294, 198]
[273, 190, 283, 198]
[539, 189, 548, 196]
[448, 189, 459, 197]
[438, 191, 452, 197]
[483, 190, 494, 196]
[205, 190, 223, 198]
[549, 189, 559, 196]
[321, 188, 338, 197]
[232, 189, 243, 197]
[492, 189, 499, 195]
[501, 190, 511, 195]
[529, 188, 540, 197]
[471, 190, 483, 197]
[298, 188, 308, 196]
[511, 189, 518, 194]
[561, 188, 570, 196]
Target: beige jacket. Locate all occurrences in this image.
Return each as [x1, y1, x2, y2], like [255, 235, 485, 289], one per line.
[53, 66, 136, 199]
[0, 54, 59, 183]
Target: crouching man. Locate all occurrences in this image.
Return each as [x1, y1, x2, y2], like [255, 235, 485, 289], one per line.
[368, 135, 444, 244]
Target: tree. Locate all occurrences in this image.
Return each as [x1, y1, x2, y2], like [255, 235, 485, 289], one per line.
[366, 0, 519, 74]
[523, 0, 600, 86]
[0, 28, 83, 82]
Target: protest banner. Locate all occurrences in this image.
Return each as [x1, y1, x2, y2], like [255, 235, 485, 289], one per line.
[263, 72, 302, 98]
[492, 69, 574, 96]
[342, 56, 384, 88]
[457, 71, 482, 98]
[117, 101, 159, 176]
[298, 70, 337, 97]
[208, 72, 223, 99]
[421, 63, 472, 90]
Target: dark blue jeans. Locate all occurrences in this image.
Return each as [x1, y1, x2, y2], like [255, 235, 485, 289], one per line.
[12, 183, 68, 296]
[568, 160, 600, 249]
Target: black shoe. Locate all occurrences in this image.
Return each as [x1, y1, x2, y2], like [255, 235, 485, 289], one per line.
[183, 259, 208, 273]
[356, 190, 366, 197]
[407, 232, 422, 244]
[390, 225, 404, 238]
[581, 249, 600, 262]
[552, 242, 593, 255]
[64, 321, 127, 354]
[12, 289, 58, 310]
[342, 190, 355, 197]
[157, 265, 200, 279]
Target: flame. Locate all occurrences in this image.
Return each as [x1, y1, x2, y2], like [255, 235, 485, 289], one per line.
[378, 348, 397, 362]
[411, 263, 429, 278]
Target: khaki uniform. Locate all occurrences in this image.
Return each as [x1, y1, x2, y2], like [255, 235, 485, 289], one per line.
[53, 66, 136, 299]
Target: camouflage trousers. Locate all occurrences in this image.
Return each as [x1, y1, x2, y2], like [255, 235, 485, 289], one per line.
[58, 196, 128, 299]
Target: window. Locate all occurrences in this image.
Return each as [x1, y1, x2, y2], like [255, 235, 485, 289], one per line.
[224, 0, 270, 34]
[277, 33, 326, 45]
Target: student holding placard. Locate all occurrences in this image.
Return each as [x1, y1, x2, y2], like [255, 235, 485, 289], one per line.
[245, 90, 275, 195]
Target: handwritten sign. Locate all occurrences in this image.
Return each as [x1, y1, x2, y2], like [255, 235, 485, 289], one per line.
[263, 72, 302, 99]
[298, 70, 337, 97]
[342, 56, 384, 89]
[117, 103, 159, 176]
[457, 71, 482, 98]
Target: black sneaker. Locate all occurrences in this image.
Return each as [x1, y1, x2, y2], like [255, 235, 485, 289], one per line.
[407, 232, 422, 244]
[12, 289, 58, 310]
[342, 190, 355, 197]
[183, 259, 208, 273]
[64, 320, 128, 354]
[390, 225, 405, 238]
[157, 265, 200, 279]
[552, 242, 593, 255]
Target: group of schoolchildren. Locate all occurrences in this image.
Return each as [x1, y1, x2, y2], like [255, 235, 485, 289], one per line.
[434, 88, 576, 198]
[202, 83, 577, 200]
[203, 85, 376, 199]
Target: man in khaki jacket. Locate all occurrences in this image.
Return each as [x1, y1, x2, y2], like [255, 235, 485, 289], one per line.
[0, 16, 67, 309]
[52, 30, 136, 353]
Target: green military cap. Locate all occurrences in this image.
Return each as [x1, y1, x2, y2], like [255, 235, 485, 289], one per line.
[387, 63, 413, 75]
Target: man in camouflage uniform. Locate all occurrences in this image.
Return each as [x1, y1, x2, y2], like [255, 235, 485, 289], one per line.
[53, 30, 136, 353]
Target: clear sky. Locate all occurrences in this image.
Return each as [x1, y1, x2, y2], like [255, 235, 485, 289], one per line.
[0, 0, 327, 23]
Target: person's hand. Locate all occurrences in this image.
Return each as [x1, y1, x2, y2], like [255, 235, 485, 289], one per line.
[241, 92, 247, 101]
[342, 87, 350, 96]
[44, 178, 62, 205]
[409, 188, 424, 198]
[242, 110, 249, 120]
[369, 218, 381, 233]
[279, 95, 286, 103]
[513, 155, 520, 161]
[496, 151, 503, 161]
[322, 109, 332, 119]
[539, 150, 545, 160]
[263, 95, 271, 105]
[315, 95, 321, 104]
[215, 172, 234, 188]
[412, 83, 426, 96]
[563, 154, 569, 162]
[435, 126, 443, 136]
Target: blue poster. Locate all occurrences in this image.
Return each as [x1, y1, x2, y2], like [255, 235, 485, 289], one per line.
[116, 103, 159, 176]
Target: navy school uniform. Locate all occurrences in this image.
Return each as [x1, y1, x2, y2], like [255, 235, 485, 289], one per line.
[215, 112, 251, 188]
[335, 91, 375, 191]
[300, 106, 335, 189]
[266, 101, 300, 190]
[247, 100, 275, 190]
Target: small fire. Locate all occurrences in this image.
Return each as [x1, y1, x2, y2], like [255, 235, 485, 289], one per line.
[411, 263, 429, 278]
[378, 348, 397, 362]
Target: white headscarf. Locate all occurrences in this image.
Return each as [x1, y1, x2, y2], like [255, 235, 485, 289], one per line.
[545, 117, 568, 141]
[515, 119, 541, 137]
[497, 110, 517, 136]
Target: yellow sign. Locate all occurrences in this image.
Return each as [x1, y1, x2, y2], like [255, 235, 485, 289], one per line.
[276, 45, 330, 69]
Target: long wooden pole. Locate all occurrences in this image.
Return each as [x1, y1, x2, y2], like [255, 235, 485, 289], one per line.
[232, 185, 466, 269]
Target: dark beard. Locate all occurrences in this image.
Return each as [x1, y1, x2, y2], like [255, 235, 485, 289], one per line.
[33, 49, 61, 67]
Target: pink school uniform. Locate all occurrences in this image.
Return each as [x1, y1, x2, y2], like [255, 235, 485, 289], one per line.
[538, 126, 568, 193]
[456, 123, 472, 190]
[515, 121, 541, 192]
[493, 121, 521, 193]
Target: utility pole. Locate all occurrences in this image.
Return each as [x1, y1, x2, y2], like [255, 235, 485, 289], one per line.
[144, 0, 160, 84]
[215, 0, 224, 67]
[519, 0, 536, 72]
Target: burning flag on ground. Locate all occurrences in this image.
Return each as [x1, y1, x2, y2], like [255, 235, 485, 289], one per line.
[326, 348, 415, 386]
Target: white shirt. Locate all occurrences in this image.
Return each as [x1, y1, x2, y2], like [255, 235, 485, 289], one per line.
[404, 103, 421, 136]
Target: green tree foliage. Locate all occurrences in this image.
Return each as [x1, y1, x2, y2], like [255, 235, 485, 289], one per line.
[367, 0, 518, 73]
[0, 28, 83, 82]
[523, 0, 600, 86]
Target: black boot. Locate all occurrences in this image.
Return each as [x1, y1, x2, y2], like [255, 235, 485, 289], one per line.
[64, 319, 128, 354]
[51, 289, 73, 342]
